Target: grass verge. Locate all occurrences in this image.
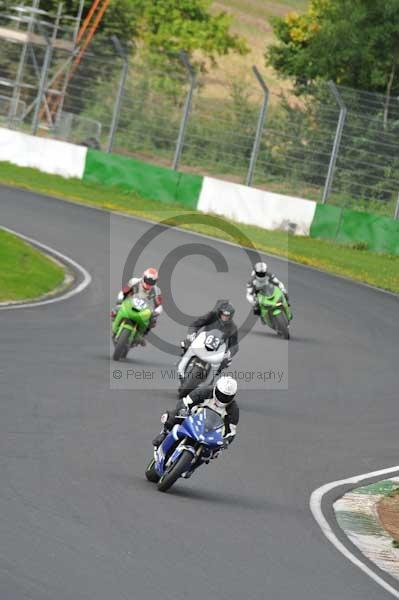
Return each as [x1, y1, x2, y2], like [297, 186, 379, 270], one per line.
[0, 160, 398, 294]
[0, 226, 65, 302]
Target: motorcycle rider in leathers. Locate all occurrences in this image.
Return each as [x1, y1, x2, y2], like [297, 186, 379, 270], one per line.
[112, 267, 162, 345]
[181, 301, 239, 372]
[152, 375, 239, 450]
[246, 261, 290, 316]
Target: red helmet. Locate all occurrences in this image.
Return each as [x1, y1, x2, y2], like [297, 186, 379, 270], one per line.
[142, 267, 158, 290]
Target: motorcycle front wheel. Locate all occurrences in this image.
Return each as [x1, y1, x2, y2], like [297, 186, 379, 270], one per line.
[273, 312, 290, 340]
[157, 450, 193, 493]
[113, 328, 131, 361]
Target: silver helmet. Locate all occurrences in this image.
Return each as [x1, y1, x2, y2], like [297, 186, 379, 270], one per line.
[254, 262, 267, 277]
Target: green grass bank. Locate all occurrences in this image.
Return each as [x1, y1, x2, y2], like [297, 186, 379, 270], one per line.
[0, 161, 398, 294]
[0, 227, 65, 302]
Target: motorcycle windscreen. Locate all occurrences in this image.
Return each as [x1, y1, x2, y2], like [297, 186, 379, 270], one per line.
[259, 283, 276, 298]
[177, 409, 224, 446]
[193, 408, 224, 433]
[129, 297, 152, 328]
[203, 408, 224, 433]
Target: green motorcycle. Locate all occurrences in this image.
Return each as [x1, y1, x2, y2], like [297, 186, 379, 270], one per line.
[112, 295, 153, 361]
[256, 283, 292, 340]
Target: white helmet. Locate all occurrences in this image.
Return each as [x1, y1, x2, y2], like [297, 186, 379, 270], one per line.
[254, 262, 267, 277]
[213, 376, 238, 407]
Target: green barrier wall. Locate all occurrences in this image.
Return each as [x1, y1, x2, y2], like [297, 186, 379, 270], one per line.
[175, 172, 203, 208]
[310, 204, 342, 240]
[83, 149, 202, 209]
[83, 149, 399, 255]
[336, 209, 399, 255]
[310, 203, 399, 255]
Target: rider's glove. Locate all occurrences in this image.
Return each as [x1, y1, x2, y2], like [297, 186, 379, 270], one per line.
[186, 332, 196, 343]
[220, 350, 232, 370]
[160, 412, 169, 424]
[182, 395, 193, 409]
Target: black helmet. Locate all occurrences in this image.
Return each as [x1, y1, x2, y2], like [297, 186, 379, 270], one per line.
[218, 301, 235, 322]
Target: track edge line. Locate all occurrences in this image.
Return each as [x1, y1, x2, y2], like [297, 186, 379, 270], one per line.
[310, 465, 399, 598]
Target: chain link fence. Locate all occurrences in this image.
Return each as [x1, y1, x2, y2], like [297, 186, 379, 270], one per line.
[0, 3, 398, 219]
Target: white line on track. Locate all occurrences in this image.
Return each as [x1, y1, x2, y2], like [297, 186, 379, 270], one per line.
[310, 465, 399, 598]
[0, 225, 92, 310]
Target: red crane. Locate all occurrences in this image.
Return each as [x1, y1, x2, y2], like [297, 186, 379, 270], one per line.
[40, 0, 111, 124]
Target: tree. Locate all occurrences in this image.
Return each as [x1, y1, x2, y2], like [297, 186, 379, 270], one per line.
[39, 0, 142, 45]
[39, 0, 246, 64]
[266, 0, 399, 106]
[36, 0, 246, 119]
[137, 0, 247, 68]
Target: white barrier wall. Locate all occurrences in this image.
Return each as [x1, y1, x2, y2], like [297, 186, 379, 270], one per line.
[0, 128, 317, 237]
[198, 176, 317, 236]
[0, 128, 87, 179]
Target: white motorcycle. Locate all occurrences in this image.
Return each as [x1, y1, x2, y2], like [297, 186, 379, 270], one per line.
[177, 328, 227, 399]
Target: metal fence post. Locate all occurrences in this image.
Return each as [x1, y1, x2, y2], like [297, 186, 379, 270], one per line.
[8, 0, 41, 128]
[31, 26, 53, 135]
[322, 82, 347, 204]
[395, 193, 399, 220]
[107, 36, 128, 153]
[172, 51, 196, 171]
[246, 66, 269, 187]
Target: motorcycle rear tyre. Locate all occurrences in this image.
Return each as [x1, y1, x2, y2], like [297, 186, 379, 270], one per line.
[178, 365, 206, 399]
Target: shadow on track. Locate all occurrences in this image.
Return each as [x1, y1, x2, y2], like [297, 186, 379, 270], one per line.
[248, 329, 289, 342]
[249, 330, 322, 345]
[114, 474, 304, 517]
[155, 482, 305, 517]
[168, 486, 276, 512]
[95, 353, 176, 368]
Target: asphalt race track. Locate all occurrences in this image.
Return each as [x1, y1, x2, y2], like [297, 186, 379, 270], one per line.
[1, 184, 398, 600]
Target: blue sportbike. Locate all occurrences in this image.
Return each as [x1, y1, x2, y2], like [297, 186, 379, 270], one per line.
[145, 407, 225, 492]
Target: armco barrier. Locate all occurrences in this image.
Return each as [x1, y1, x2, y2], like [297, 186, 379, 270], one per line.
[83, 149, 202, 209]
